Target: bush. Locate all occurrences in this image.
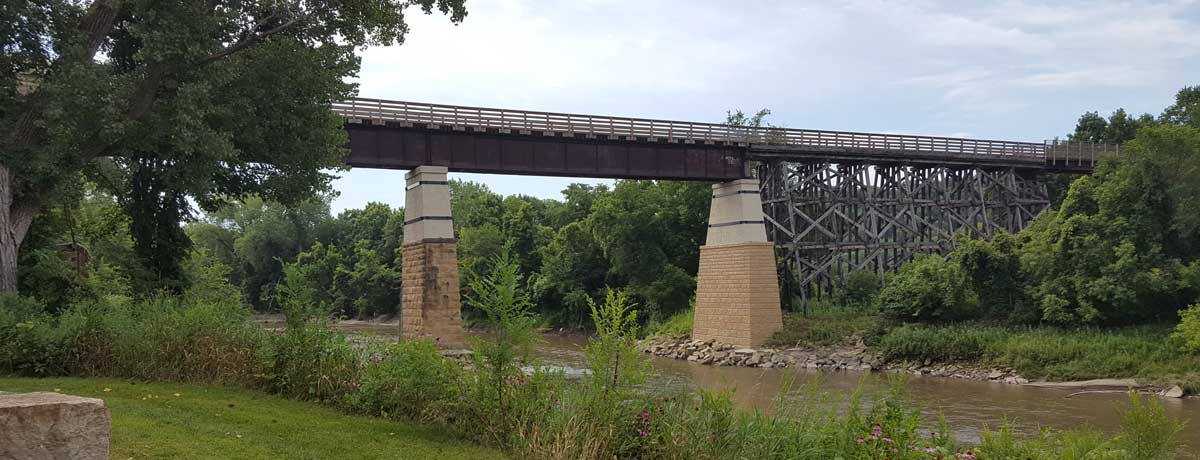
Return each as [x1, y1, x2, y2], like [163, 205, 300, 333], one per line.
[1173, 304, 1200, 353]
[836, 270, 880, 310]
[349, 339, 461, 421]
[462, 246, 540, 445]
[0, 294, 70, 376]
[879, 254, 978, 322]
[268, 321, 360, 402]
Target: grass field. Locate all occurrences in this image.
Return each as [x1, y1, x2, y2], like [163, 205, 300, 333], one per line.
[0, 377, 505, 460]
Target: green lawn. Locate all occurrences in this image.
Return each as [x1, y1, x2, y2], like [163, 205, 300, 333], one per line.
[0, 377, 505, 460]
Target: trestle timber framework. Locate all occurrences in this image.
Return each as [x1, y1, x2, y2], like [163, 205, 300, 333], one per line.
[758, 160, 1049, 307]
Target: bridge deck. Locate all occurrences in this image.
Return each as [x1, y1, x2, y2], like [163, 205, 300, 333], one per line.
[334, 98, 1119, 178]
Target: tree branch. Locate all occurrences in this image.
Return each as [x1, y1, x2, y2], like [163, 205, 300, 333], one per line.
[202, 13, 306, 63]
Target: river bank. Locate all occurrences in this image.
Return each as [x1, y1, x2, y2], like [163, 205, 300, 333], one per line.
[639, 333, 1192, 398]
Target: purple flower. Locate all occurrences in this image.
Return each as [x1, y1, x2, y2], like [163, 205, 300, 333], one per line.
[856, 438, 865, 443]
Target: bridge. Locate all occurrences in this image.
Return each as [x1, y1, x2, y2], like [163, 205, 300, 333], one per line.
[334, 97, 1121, 347]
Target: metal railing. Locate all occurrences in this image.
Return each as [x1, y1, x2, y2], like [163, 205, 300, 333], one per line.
[333, 98, 1120, 166]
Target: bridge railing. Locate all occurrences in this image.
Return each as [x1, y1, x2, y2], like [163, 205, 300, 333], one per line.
[333, 98, 1120, 165]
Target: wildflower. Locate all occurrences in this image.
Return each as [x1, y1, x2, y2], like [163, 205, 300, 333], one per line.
[638, 429, 649, 437]
[102, 388, 112, 392]
[882, 437, 893, 443]
[925, 447, 936, 453]
[856, 438, 865, 443]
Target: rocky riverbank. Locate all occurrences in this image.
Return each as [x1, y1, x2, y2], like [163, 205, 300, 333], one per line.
[641, 336, 1035, 386]
[641, 336, 1190, 397]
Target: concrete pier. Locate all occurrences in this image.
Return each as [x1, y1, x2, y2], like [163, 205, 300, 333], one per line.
[691, 179, 782, 347]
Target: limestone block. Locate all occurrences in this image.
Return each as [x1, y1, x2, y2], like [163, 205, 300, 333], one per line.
[0, 392, 111, 460]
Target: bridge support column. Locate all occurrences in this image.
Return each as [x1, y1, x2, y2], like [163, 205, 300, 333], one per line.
[400, 166, 464, 346]
[691, 178, 782, 347]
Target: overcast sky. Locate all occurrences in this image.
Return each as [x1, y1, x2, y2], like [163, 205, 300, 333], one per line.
[330, 0, 1200, 213]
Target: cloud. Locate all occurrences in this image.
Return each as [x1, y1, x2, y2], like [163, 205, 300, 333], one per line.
[332, 0, 1200, 211]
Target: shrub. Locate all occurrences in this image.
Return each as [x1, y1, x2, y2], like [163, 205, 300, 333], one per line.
[952, 232, 1035, 323]
[348, 339, 461, 421]
[267, 321, 360, 402]
[462, 246, 540, 445]
[1173, 304, 1200, 353]
[879, 254, 978, 322]
[0, 294, 70, 376]
[836, 269, 881, 310]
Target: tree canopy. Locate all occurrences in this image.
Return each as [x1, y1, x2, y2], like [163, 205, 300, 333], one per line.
[0, 0, 467, 293]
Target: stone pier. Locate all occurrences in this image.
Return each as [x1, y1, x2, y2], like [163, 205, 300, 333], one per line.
[400, 166, 464, 346]
[691, 178, 782, 347]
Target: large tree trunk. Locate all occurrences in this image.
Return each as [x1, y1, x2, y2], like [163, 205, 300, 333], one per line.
[0, 165, 36, 292]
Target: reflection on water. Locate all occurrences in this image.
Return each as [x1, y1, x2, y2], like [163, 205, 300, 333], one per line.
[288, 322, 1200, 451]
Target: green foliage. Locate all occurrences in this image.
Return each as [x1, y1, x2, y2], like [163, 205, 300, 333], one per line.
[976, 392, 1182, 460]
[534, 220, 609, 328]
[836, 269, 881, 310]
[274, 260, 332, 329]
[647, 307, 695, 339]
[874, 324, 1200, 389]
[1172, 304, 1200, 353]
[880, 254, 978, 322]
[588, 180, 709, 321]
[875, 325, 1005, 362]
[2, 0, 468, 295]
[463, 246, 541, 444]
[1022, 124, 1200, 325]
[0, 294, 68, 376]
[267, 320, 360, 403]
[952, 233, 1034, 322]
[1161, 85, 1200, 128]
[766, 312, 882, 348]
[180, 248, 243, 306]
[0, 294, 267, 383]
[348, 339, 461, 421]
[583, 289, 650, 395]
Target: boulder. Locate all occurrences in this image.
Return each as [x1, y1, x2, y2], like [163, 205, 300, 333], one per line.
[0, 392, 110, 460]
[1162, 386, 1185, 398]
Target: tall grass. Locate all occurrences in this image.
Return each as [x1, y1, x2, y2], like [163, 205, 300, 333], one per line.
[766, 312, 882, 348]
[875, 324, 1200, 390]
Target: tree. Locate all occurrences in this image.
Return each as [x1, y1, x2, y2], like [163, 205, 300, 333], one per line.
[1021, 124, 1200, 325]
[0, 0, 468, 293]
[588, 180, 710, 320]
[188, 196, 333, 309]
[1161, 86, 1200, 128]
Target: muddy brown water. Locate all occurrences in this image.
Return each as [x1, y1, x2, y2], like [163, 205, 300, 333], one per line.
[274, 321, 1200, 452]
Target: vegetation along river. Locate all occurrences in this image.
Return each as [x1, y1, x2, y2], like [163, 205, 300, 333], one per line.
[280, 321, 1200, 452]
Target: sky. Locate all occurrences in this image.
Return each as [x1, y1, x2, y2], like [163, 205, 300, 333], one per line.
[329, 0, 1200, 213]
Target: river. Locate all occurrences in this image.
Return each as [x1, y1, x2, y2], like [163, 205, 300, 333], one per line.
[287, 321, 1200, 452]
